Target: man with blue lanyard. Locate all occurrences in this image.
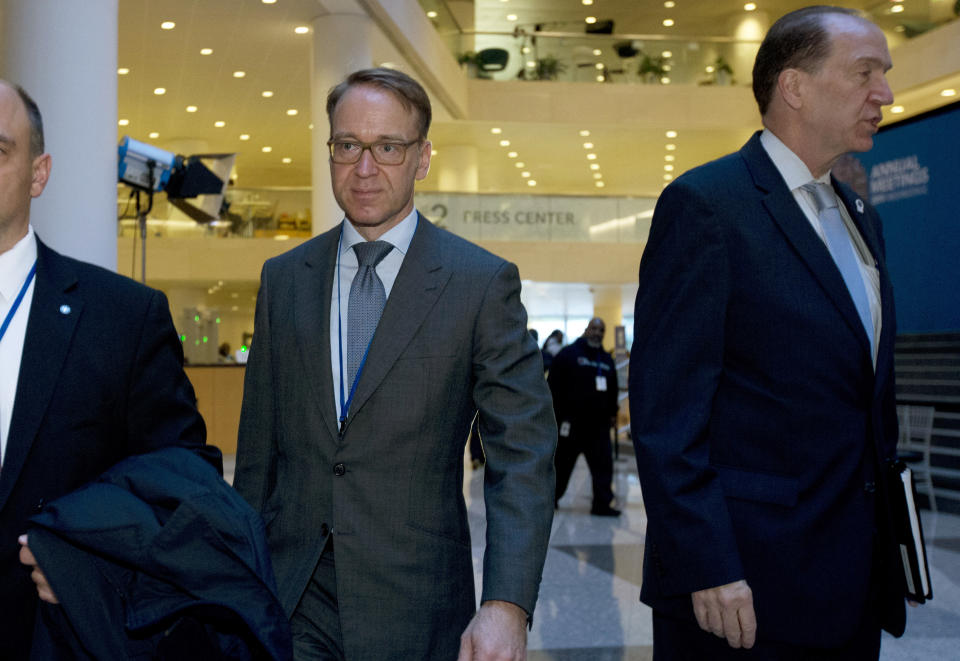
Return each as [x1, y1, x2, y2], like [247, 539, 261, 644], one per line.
[234, 68, 557, 661]
[0, 80, 212, 660]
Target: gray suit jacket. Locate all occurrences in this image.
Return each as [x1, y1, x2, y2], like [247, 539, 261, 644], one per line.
[235, 215, 556, 660]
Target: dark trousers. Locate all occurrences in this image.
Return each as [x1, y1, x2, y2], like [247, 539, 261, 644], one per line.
[291, 538, 344, 661]
[554, 422, 614, 510]
[651, 606, 881, 661]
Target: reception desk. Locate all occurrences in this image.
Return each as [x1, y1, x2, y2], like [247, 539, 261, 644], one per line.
[185, 365, 245, 454]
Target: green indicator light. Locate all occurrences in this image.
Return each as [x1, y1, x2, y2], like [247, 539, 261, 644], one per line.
[215, 317, 221, 324]
[180, 335, 186, 342]
[195, 340, 200, 346]
[194, 315, 200, 322]
[240, 345, 247, 352]
[202, 336, 209, 343]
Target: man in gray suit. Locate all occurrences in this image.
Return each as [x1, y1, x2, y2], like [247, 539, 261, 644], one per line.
[234, 68, 557, 661]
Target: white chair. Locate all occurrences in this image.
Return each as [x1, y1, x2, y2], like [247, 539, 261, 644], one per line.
[897, 404, 937, 511]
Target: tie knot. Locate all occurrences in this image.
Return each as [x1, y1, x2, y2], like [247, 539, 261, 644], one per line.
[803, 182, 839, 212]
[353, 240, 392, 267]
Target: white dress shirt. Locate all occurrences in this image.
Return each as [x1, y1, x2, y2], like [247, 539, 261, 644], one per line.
[0, 227, 37, 462]
[329, 209, 419, 420]
[760, 130, 882, 367]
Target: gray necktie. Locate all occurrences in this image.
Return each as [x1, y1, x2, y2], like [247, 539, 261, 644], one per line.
[347, 240, 393, 390]
[802, 182, 874, 349]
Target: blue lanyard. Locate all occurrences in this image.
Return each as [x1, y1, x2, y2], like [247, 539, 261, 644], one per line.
[0, 261, 37, 344]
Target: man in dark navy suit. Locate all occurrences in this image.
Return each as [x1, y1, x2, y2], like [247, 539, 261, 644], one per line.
[630, 7, 910, 658]
[0, 80, 213, 660]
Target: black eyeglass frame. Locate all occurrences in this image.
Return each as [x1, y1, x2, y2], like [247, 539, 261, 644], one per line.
[326, 138, 422, 165]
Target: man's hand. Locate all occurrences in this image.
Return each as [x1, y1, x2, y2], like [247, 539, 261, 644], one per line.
[457, 599, 527, 661]
[18, 535, 59, 604]
[691, 579, 756, 649]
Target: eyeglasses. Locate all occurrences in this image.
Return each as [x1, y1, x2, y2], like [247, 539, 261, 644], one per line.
[327, 139, 421, 165]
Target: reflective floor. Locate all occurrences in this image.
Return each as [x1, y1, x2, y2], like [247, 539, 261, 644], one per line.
[463, 447, 960, 660]
[224, 451, 960, 659]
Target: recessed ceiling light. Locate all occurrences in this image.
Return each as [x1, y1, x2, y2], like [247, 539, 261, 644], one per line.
[663, 64, 672, 72]
[595, 181, 605, 188]
[294, 26, 310, 34]
[592, 49, 602, 56]
[666, 143, 677, 151]
[583, 0, 594, 5]
[665, 154, 676, 161]
[585, 16, 597, 24]
[595, 62, 604, 70]
[664, 1, 676, 7]
[240, 134, 251, 140]
[200, 48, 213, 55]
[262, 90, 274, 97]
[233, 71, 246, 78]
[286, 108, 298, 116]
[118, 118, 129, 126]
[160, 21, 176, 30]
[890, 4, 904, 12]
[282, 157, 292, 164]
[583, 142, 594, 149]
[593, 173, 603, 179]
[508, 151, 518, 158]
[706, 65, 716, 73]
[262, 0, 277, 3]
[515, 162, 525, 168]
[499, 139, 510, 147]
[262, 146, 272, 152]
[521, 171, 531, 177]
[522, 46, 531, 54]
[664, 173, 673, 181]
[662, 50, 673, 58]
[590, 163, 600, 170]
[587, 153, 597, 160]
[526, 61, 537, 68]
[744, 3, 757, 11]
[427, 11, 438, 18]
[117, 67, 130, 75]
[507, 14, 518, 21]
[214, 121, 226, 127]
[186, 105, 198, 112]
[153, 87, 166, 95]
[665, 130, 678, 138]
[663, 18, 675, 27]
[491, 127, 502, 134]
[942, 89, 957, 97]
[527, 180, 537, 187]
[664, 164, 675, 172]
[579, 130, 590, 136]
[891, 105, 905, 114]
[149, 132, 160, 139]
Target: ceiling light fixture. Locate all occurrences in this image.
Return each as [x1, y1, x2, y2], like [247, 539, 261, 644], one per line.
[240, 134, 251, 140]
[521, 171, 531, 177]
[286, 108, 298, 116]
[491, 127, 502, 134]
[664, 173, 673, 181]
[941, 89, 957, 97]
[200, 48, 213, 55]
[499, 140, 510, 147]
[890, 4, 904, 12]
[586, 153, 597, 160]
[282, 157, 292, 164]
[891, 105, 905, 114]
[663, 18, 675, 27]
[186, 105, 198, 112]
[595, 181, 605, 188]
[507, 14, 518, 21]
[593, 173, 602, 179]
[662, 50, 673, 58]
[515, 162, 525, 168]
[592, 48, 602, 56]
[527, 180, 537, 187]
[294, 26, 310, 34]
[160, 21, 175, 30]
[118, 118, 129, 126]
[118, 67, 130, 75]
[744, 2, 757, 11]
[214, 120, 226, 127]
[666, 143, 677, 151]
[583, 142, 594, 149]
[153, 87, 166, 95]
[508, 151, 518, 158]
[262, 0, 277, 4]
[262, 90, 274, 97]
[149, 132, 160, 139]
[664, 1, 676, 7]
[427, 11, 438, 18]
[233, 71, 246, 78]
[585, 16, 598, 24]
[664, 164, 675, 171]
[579, 130, 591, 136]
[262, 146, 272, 152]
[666, 130, 678, 138]
[590, 163, 600, 170]
[665, 154, 676, 161]
[596, 75, 605, 82]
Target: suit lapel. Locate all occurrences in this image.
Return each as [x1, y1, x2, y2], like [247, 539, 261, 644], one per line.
[294, 228, 341, 441]
[0, 240, 82, 511]
[741, 135, 872, 358]
[344, 216, 450, 426]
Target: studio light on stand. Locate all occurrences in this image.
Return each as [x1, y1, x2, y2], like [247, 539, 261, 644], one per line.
[117, 136, 234, 283]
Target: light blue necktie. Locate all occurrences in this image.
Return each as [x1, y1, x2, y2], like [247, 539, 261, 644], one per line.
[803, 182, 874, 350]
[347, 241, 393, 390]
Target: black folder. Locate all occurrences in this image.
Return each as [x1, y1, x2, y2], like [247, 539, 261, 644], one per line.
[888, 460, 932, 603]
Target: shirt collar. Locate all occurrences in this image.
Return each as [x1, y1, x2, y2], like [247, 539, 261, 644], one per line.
[340, 208, 418, 256]
[0, 226, 37, 303]
[759, 129, 831, 191]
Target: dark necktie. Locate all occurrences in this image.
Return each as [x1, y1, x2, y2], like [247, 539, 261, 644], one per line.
[347, 241, 393, 390]
[802, 182, 874, 350]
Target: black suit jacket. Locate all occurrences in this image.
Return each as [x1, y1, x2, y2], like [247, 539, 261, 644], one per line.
[629, 133, 905, 648]
[0, 237, 213, 660]
[235, 215, 557, 660]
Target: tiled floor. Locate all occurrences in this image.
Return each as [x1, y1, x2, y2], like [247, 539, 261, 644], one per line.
[463, 448, 960, 660]
[224, 451, 960, 658]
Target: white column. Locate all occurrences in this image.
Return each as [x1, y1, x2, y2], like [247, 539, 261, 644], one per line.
[1, 0, 119, 270]
[310, 12, 374, 235]
[433, 144, 478, 192]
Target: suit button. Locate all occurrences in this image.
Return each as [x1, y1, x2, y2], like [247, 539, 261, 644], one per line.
[320, 523, 329, 537]
[334, 463, 345, 476]
[864, 481, 876, 493]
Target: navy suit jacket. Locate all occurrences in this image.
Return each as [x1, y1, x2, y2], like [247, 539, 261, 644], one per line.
[235, 215, 557, 660]
[0, 237, 212, 660]
[629, 132, 905, 647]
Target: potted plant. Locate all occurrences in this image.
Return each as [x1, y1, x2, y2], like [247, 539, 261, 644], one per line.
[638, 54, 666, 84]
[457, 51, 480, 78]
[534, 55, 566, 81]
[713, 56, 734, 85]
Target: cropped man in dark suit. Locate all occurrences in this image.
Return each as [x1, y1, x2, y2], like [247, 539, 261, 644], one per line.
[234, 68, 556, 661]
[0, 81, 213, 659]
[629, 8, 909, 658]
